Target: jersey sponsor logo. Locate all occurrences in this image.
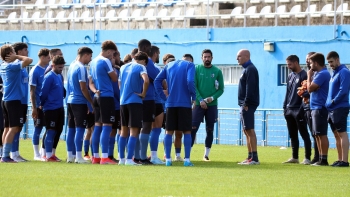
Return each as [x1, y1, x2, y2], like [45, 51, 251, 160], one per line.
[83, 120, 87, 126]
[20, 118, 23, 124]
[23, 77, 29, 83]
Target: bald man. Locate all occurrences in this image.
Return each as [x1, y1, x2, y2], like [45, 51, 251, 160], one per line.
[237, 49, 260, 165]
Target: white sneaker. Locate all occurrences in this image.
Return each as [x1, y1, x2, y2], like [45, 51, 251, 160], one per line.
[17, 155, 28, 162]
[118, 159, 125, 165]
[244, 160, 260, 165]
[282, 158, 299, 164]
[238, 159, 249, 165]
[174, 156, 184, 162]
[12, 155, 27, 162]
[300, 158, 311, 165]
[34, 155, 42, 161]
[75, 158, 89, 164]
[67, 157, 75, 163]
[125, 160, 141, 166]
[150, 157, 165, 165]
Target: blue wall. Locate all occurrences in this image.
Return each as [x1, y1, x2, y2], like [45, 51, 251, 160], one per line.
[1, 25, 349, 109]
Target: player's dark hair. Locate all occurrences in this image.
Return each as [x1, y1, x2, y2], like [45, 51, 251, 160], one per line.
[202, 49, 213, 57]
[78, 47, 93, 56]
[326, 51, 339, 60]
[12, 42, 28, 54]
[150, 45, 159, 57]
[163, 53, 175, 63]
[38, 48, 50, 57]
[101, 40, 117, 51]
[134, 51, 149, 65]
[138, 39, 151, 50]
[183, 54, 193, 62]
[1, 44, 14, 60]
[286, 55, 299, 64]
[309, 53, 325, 67]
[50, 48, 62, 56]
[131, 48, 138, 56]
[123, 54, 132, 63]
[52, 55, 66, 65]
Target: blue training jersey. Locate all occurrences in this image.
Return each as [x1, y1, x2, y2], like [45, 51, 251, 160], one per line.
[154, 60, 196, 108]
[0, 60, 24, 101]
[310, 67, 331, 110]
[119, 62, 147, 105]
[21, 67, 29, 104]
[40, 71, 64, 111]
[89, 56, 114, 97]
[143, 58, 159, 101]
[87, 90, 94, 112]
[112, 68, 121, 110]
[154, 66, 163, 104]
[326, 64, 350, 110]
[29, 64, 47, 107]
[67, 61, 89, 104]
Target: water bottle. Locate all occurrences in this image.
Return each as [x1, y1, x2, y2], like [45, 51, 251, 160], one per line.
[215, 80, 219, 90]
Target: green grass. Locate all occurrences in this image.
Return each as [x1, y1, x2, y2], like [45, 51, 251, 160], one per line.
[0, 140, 349, 197]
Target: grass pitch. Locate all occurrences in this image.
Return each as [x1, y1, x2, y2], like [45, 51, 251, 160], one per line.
[0, 140, 349, 197]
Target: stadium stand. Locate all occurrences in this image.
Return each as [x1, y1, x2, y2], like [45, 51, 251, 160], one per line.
[0, 0, 349, 30]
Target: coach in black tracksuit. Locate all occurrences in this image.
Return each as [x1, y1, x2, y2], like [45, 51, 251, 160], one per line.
[283, 55, 312, 164]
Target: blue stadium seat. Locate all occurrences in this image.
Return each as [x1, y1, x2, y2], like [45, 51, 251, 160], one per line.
[163, 0, 179, 7]
[110, 0, 129, 8]
[61, 0, 72, 9]
[137, 0, 155, 8]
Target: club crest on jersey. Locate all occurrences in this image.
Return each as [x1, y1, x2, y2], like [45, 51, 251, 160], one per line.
[211, 73, 215, 78]
[110, 116, 115, 123]
[295, 79, 299, 83]
[50, 121, 55, 127]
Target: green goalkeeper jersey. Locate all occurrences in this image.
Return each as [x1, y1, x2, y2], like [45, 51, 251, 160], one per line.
[195, 64, 224, 106]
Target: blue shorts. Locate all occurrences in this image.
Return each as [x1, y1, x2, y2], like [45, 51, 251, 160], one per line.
[240, 105, 257, 130]
[328, 107, 349, 133]
[192, 105, 218, 124]
[311, 107, 328, 136]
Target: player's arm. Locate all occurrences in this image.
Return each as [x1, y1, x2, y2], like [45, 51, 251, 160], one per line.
[140, 73, 149, 99]
[79, 68, 94, 106]
[30, 85, 37, 119]
[155, 68, 167, 101]
[210, 69, 225, 102]
[88, 76, 99, 96]
[5, 54, 33, 68]
[108, 70, 118, 82]
[244, 67, 258, 106]
[40, 76, 52, 107]
[80, 82, 93, 106]
[187, 63, 196, 103]
[332, 71, 350, 104]
[307, 69, 319, 93]
[29, 71, 38, 118]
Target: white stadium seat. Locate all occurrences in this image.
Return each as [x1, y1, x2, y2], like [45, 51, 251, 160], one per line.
[221, 6, 242, 20]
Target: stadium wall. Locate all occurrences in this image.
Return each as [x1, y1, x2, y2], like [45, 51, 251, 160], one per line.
[1, 24, 349, 109]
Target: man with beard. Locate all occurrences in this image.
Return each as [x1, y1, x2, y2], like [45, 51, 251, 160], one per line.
[149, 45, 166, 164]
[300, 52, 319, 164]
[325, 51, 350, 167]
[282, 55, 312, 165]
[191, 49, 224, 161]
[307, 53, 331, 166]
